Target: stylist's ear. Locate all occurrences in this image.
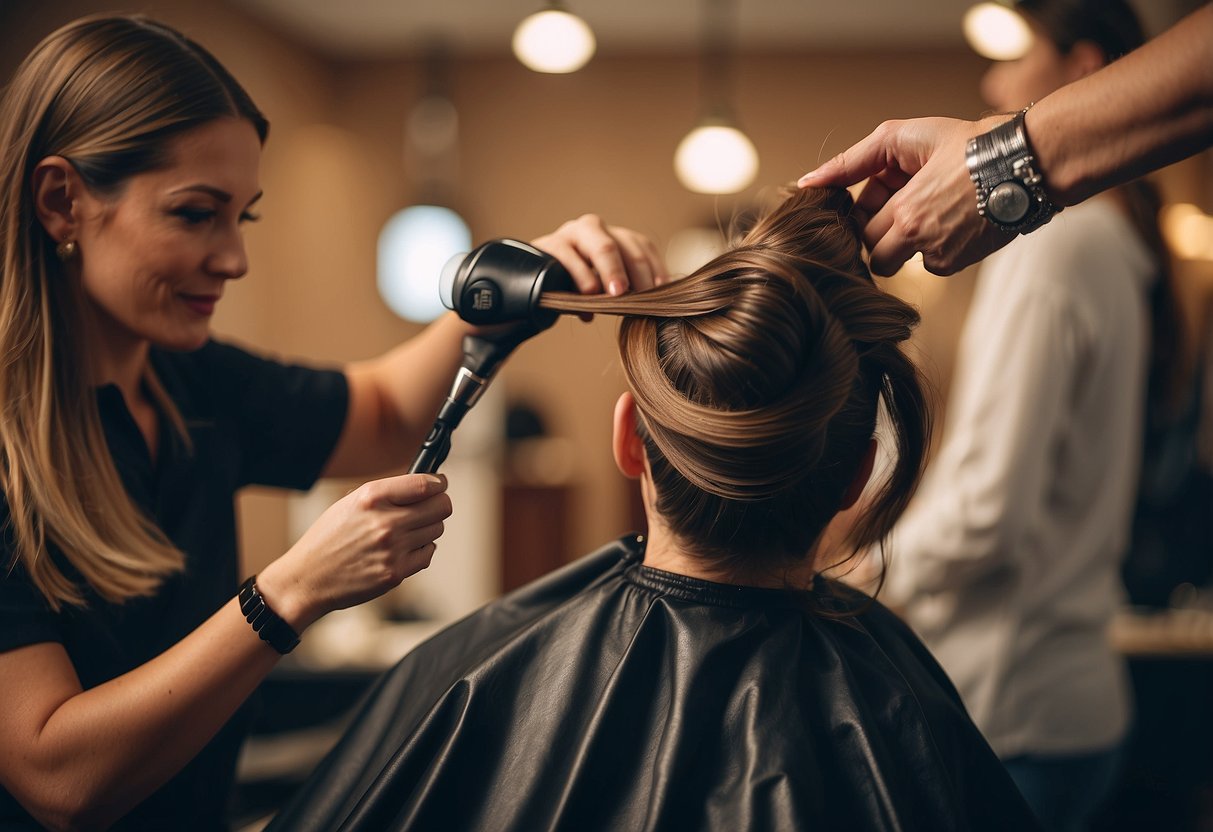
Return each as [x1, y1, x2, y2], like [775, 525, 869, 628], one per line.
[1065, 40, 1108, 82]
[31, 157, 83, 245]
[839, 439, 878, 511]
[612, 392, 646, 479]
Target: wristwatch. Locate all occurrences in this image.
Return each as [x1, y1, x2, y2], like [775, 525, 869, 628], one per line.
[239, 575, 301, 654]
[965, 107, 1061, 234]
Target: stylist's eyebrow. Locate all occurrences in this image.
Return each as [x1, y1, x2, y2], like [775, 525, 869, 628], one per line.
[170, 185, 263, 206]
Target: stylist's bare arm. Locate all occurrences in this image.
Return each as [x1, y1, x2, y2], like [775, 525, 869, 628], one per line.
[800, 3, 1213, 276]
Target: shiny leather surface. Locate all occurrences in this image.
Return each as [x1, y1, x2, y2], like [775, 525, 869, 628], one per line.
[269, 536, 1039, 831]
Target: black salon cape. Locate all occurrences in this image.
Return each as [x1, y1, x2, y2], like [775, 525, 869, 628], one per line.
[269, 536, 1039, 832]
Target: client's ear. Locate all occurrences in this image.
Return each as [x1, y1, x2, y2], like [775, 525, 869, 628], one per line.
[612, 392, 646, 479]
[839, 438, 878, 511]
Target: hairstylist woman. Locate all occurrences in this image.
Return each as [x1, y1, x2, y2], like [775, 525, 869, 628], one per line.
[0, 15, 664, 831]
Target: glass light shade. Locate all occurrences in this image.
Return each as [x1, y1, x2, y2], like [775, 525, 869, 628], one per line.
[378, 205, 472, 323]
[963, 3, 1033, 60]
[512, 9, 596, 74]
[407, 95, 459, 156]
[674, 123, 759, 194]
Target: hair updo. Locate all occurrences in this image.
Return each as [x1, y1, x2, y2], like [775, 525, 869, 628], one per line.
[541, 187, 931, 574]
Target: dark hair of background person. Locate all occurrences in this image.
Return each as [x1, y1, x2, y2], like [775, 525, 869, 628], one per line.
[1017, 0, 1188, 417]
[540, 187, 931, 592]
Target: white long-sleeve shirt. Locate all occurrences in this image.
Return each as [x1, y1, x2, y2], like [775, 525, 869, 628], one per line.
[883, 197, 1154, 757]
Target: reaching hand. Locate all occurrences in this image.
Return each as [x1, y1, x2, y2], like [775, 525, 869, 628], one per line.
[533, 214, 669, 296]
[799, 114, 1016, 276]
[256, 472, 453, 630]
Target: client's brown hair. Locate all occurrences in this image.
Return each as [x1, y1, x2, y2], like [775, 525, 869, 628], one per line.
[541, 187, 930, 577]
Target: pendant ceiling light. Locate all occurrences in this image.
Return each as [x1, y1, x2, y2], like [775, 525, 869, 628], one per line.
[378, 45, 472, 324]
[513, 2, 596, 74]
[963, 2, 1033, 60]
[674, 0, 758, 195]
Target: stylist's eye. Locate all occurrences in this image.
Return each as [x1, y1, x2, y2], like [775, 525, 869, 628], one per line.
[173, 207, 215, 225]
[239, 211, 261, 224]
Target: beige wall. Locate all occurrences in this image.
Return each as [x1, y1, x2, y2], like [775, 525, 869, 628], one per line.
[4, 2, 1209, 579]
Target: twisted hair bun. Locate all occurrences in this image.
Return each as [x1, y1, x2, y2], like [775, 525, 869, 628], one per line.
[541, 187, 930, 569]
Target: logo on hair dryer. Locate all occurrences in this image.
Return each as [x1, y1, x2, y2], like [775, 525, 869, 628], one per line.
[471, 286, 497, 312]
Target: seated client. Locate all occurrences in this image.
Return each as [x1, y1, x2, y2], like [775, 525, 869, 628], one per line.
[268, 188, 1040, 831]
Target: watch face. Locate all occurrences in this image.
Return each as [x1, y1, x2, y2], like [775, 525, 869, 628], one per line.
[988, 180, 1031, 224]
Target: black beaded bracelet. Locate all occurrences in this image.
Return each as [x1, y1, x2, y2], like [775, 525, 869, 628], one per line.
[238, 575, 300, 654]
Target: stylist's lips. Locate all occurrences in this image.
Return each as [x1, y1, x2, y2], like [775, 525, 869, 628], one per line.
[182, 294, 219, 316]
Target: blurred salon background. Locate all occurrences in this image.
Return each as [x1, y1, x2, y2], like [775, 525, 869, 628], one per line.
[3, 0, 1211, 828]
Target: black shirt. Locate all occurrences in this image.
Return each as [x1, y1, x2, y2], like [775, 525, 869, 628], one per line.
[0, 340, 348, 830]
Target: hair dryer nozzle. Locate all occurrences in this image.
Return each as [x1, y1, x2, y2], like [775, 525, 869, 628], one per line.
[443, 239, 575, 329]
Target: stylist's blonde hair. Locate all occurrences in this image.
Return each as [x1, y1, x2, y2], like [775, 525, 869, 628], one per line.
[0, 16, 268, 609]
[542, 188, 930, 585]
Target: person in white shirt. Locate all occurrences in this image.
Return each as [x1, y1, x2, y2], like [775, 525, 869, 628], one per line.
[875, 2, 1184, 830]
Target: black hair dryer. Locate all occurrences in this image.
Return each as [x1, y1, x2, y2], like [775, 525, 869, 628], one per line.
[408, 239, 575, 474]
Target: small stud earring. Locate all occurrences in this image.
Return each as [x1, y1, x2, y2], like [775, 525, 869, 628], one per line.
[55, 240, 78, 261]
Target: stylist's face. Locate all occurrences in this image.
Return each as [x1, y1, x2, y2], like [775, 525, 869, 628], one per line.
[74, 117, 262, 354]
[979, 22, 1070, 111]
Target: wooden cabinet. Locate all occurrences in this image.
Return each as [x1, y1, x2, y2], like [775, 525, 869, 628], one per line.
[500, 482, 572, 593]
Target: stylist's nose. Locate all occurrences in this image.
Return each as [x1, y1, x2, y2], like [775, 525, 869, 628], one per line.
[207, 226, 249, 280]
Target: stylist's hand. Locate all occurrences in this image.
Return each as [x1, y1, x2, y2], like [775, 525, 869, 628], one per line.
[533, 214, 668, 296]
[255, 473, 452, 631]
[799, 114, 1015, 276]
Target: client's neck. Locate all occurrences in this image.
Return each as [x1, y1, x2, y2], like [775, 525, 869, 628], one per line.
[641, 516, 817, 591]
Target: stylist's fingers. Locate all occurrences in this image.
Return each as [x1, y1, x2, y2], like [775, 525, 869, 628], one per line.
[394, 520, 448, 554]
[865, 202, 920, 277]
[608, 225, 668, 290]
[374, 472, 449, 508]
[799, 120, 911, 189]
[569, 215, 630, 295]
[397, 542, 438, 579]
[853, 167, 911, 230]
[531, 237, 599, 299]
[868, 232, 919, 278]
[369, 475, 452, 542]
[535, 214, 629, 296]
[858, 191, 899, 260]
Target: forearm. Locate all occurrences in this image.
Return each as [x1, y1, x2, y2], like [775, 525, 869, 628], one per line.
[374, 312, 475, 446]
[17, 601, 278, 829]
[1029, 3, 1213, 206]
[330, 312, 473, 477]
